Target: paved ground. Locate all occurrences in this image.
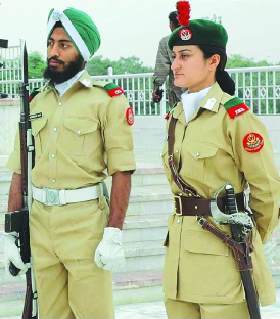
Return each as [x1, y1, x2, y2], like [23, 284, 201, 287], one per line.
[1, 289, 280, 319]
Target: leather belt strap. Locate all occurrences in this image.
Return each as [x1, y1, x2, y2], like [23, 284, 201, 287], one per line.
[168, 117, 198, 197]
[32, 185, 100, 206]
[174, 192, 245, 216]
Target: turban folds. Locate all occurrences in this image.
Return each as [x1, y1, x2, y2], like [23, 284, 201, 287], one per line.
[47, 7, 101, 61]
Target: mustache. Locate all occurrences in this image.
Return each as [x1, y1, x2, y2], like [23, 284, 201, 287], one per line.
[48, 57, 64, 65]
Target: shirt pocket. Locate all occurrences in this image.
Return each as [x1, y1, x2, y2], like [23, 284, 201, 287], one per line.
[62, 118, 99, 155]
[32, 117, 48, 156]
[183, 229, 229, 256]
[181, 142, 219, 182]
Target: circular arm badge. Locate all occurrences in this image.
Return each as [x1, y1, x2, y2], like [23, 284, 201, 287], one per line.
[243, 132, 264, 153]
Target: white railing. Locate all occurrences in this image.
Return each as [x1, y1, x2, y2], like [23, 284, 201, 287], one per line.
[1, 66, 280, 116]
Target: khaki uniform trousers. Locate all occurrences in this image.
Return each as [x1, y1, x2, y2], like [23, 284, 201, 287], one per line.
[165, 298, 249, 319]
[30, 197, 114, 319]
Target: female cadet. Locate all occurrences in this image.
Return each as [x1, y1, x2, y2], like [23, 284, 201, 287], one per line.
[161, 1, 280, 319]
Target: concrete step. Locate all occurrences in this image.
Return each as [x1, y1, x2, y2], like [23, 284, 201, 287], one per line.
[0, 168, 11, 196]
[132, 167, 168, 187]
[124, 240, 165, 273]
[123, 214, 168, 243]
[127, 192, 172, 216]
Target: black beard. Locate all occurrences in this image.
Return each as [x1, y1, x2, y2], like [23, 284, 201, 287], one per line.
[44, 55, 84, 84]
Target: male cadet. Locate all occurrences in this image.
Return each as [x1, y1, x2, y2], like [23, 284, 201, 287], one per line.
[152, 11, 183, 107]
[4, 7, 135, 319]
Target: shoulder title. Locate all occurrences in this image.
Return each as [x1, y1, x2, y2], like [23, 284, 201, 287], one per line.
[29, 88, 40, 102]
[223, 97, 249, 119]
[103, 83, 125, 97]
[92, 81, 124, 97]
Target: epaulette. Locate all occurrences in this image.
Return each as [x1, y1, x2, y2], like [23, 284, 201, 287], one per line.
[92, 81, 125, 97]
[29, 88, 40, 102]
[223, 97, 249, 119]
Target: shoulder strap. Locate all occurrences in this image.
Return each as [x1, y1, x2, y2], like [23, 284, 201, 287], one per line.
[223, 96, 249, 119]
[92, 81, 125, 97]
[168, 116, 199, 197]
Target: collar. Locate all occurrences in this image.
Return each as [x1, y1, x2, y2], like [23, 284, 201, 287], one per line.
[198, 82, 224, 112]
[54, 70, 85, 96]
[181, 86, 211, 123]
[171, 82, 225, 125]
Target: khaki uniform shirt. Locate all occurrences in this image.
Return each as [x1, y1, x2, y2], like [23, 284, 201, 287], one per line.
[7, 71, 136, 189]
[153, 35, 183, 107]
[162, 82, 280, 305]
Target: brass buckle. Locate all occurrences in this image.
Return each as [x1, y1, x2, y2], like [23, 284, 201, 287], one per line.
[174, 195, 182, 216]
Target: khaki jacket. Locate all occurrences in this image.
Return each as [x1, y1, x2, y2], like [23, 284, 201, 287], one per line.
[162, 82, 280, 305]
[7, 71, 136, 189]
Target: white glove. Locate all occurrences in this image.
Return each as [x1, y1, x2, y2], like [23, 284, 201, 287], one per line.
[3, 232, 30, 277]
[94, 227, 126, 272]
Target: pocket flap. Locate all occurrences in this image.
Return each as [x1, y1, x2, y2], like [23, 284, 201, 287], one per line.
[64, 118, 98, 135]
[184, 229, 229, 256]
[32, 117, 48, 136]
[187, 142, 218, 159]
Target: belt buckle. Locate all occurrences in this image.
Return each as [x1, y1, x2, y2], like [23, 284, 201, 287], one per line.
[44, 188, 60, 206]
[174, 195, 182, 216]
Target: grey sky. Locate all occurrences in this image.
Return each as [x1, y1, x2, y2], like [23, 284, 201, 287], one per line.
[1, 0, 279, 66]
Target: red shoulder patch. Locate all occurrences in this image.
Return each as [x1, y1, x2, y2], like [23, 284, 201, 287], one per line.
[243, 132, 264, 153]
[224, 97, 249, 119]
[107, 87, 125, 97]
[227, 103, 249, 119]
[125, 107, 134, 125]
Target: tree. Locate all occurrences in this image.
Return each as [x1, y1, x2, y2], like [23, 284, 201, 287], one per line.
[28, 51, 46, 79]
[87, 55, 152, 75]
[227, 54, 272, 69]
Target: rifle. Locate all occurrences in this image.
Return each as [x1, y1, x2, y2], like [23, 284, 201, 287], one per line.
[4, 41, 38, 319]
[152, 87, 164, 103]
[198, 184, 261, 319]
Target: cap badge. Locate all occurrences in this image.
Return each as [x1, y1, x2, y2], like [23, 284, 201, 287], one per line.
[179, 28, 192, 41]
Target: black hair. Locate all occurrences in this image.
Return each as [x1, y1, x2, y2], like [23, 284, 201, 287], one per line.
[198, 44, 235, 95]
[169, 11, 179, 28]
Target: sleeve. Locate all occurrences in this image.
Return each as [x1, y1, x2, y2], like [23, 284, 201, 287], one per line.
[227, 111, 280, 242]
[153, 37, 172, 88]
[6, 128, 21, 174]
[102, 94, 136, 176]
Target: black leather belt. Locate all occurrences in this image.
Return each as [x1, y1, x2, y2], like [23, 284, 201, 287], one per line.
[174, 192, 245, 216]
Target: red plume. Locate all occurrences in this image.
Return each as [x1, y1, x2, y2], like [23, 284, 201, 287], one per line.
[176, 1, 191, 27]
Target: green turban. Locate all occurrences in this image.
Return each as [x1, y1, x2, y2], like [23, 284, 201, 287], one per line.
[47, 7, 101, 61]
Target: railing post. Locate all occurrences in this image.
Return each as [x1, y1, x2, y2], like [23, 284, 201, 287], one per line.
[160, 82, 167, 116]
[107, 66, 113, 77]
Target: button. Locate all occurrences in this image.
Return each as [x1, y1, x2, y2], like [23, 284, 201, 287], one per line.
[175, 150, 179, 153]
[77, 130, 81, 135]
[53, 127, 57, 132]
[52, 179, 56, 183]
[194, 206, 198, 210]
[50, 154, 55, 158]
[58, 102, 62, 106]
[195, 152, 200, 157]
[177, 219, 181, 224]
